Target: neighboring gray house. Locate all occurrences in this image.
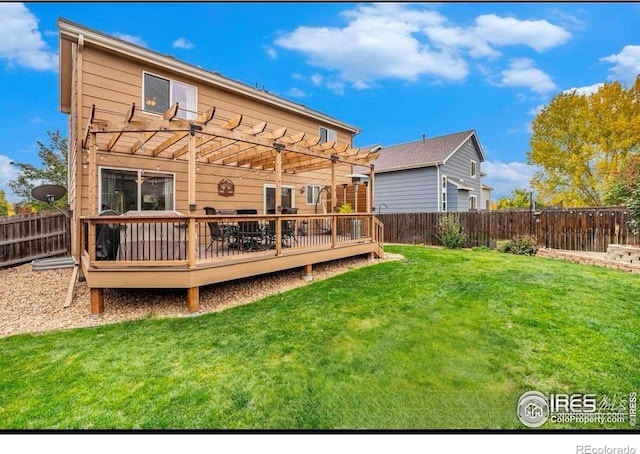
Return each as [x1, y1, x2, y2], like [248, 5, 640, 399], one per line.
[362, 130, 486, 213]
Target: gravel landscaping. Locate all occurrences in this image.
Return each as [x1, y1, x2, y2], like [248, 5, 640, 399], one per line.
[0, 253, 401, 339]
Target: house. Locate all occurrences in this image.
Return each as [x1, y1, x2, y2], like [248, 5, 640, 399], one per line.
[481, 182, 493, 211]
[58, 18, 382, 313]
[361, 130, 486, 213]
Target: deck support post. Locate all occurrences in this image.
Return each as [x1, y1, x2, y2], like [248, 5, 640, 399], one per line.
[302, 263, 313, 282]
[187, 286, 200, 313]
[90, 288, 104, 314]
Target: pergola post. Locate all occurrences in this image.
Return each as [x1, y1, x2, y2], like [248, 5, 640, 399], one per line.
[188, 124, 201, 213]
[88, 131, 98, 215]
[369, 164, 375, 213]
[274, 143, 283, 255]
[331, 155, 337, 247]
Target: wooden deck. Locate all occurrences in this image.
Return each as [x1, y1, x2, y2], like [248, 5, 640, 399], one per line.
[81, 212, 384, 313]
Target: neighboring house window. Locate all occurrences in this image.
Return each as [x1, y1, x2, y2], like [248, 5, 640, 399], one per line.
[319, 127, 337, 144]
[470, 160, 477, 178]
[100, 167, 175, 213]
[143, 72, 197, 120]
[470, 194, 477, 210]
[306, 185, 321, 205]
[441, 175, 448, 212]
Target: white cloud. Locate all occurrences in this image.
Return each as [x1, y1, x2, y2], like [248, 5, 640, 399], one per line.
[0, 3, 57, 71]
[113, 32, 147, 48]
[423, 23, 500, 59]
[310, 74, 324, 86]
[482, 160, 538, 200]
[500, 58, 556, 94]
[274, 4, 571, 92]
[266, 47, 277, 59]
[275, 3, 469, 88]
[0, 154, 19, 203]
[528, 104, 546, 116]
[563, 83, 604, 96]
[473, 14, 571, 52]
[601, 45, 640, 86]
[326, 80, 345, 95]
[172, 37, 194, 50]
[287, 88, 307, 98]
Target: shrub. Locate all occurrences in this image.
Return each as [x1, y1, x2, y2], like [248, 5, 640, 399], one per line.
[498, 234, 539, 255]
[437, 213, 467, 249]
[496, 240, 511, 253]
[338, 203, 354, 213]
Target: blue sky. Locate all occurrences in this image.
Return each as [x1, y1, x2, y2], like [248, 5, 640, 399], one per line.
[1, 2, 640, 203]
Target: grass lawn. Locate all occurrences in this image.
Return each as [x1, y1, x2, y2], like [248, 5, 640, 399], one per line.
[0, 245, 638, 429]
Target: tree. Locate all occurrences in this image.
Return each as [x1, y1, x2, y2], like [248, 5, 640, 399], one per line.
[496, 188, 532, 209]
[527, 78, 640, 207]
[0, 190, 9, 216]
[605, 153, 640, 232]
[7, 130, 68, 211]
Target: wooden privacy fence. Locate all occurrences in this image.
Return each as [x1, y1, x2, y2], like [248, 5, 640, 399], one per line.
[377, 207, 640, 252]
[0, 209, 70, 267]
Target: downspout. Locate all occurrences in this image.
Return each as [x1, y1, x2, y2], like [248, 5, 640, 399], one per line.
[73, 33, 84, 263]
[436, 164, 440, 213]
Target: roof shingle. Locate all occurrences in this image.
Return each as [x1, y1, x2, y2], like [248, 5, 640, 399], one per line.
[371, 130, 480, 173]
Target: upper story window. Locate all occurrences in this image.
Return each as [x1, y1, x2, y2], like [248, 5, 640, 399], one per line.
[470, 160, 477, 178]
[319, 127, 337, 144]
[143, 72, 197, 120]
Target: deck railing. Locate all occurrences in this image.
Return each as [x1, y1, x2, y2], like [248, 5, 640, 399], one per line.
[81, 213, 381, 268]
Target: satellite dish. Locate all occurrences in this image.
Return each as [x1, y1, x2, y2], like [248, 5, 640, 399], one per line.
[31, 184, 66, 204]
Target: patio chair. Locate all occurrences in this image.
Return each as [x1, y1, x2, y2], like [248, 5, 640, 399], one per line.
[96, 209, 121, 260]
[265, 207, 298, 248]
[236, 209, 266, 251]
[204, 207, 236, 252]
[281, 207, 299, 246]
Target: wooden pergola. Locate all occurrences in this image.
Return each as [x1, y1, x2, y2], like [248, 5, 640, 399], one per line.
[84, 102, 379, 215]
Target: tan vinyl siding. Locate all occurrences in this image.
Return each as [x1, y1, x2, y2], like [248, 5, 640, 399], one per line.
[79, 47, 353, 145]
[73, 45, 356, 217]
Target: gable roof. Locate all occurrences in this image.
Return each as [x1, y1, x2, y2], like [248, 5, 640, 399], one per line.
[57, 18, 360, 135]
[370, 130, 485, 174]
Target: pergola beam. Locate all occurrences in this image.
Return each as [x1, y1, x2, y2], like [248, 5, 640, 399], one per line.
[151, 107, 215, 157]
[105, 103, 133, 151]
[223, 145, 271, 166]
[235, 148, 275, 167]
[82, 104, 96, 149]
[89, 107, 378, 169]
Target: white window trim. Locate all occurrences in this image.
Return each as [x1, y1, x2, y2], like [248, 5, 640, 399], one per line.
[263, 183, 296, 213]
[142, 71, 198, 120]
[470, 160, 477, 178]
[319, 126, 337, 144]
[306, 185, 322, 205]
[441, 175, 448, 212]
[469, 194, 477, 210]
[99, 166, 176, 213]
